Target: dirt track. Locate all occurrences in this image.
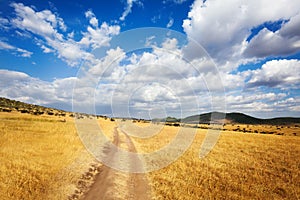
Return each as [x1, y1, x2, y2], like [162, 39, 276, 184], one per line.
[82, 127, 151, 200]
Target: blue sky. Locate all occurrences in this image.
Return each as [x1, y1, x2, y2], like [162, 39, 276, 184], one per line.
[0, 0, 300, 119]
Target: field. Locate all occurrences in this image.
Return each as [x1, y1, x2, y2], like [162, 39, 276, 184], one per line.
[137, 127, 300, 199]
[0, 112, 97, 200]
[0, 111, 299, 199]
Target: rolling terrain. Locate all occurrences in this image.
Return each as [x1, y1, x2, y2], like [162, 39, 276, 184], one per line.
[0, 97, 299, 199]
[182, 111, 300, 125]
[156, 111, 300, 125]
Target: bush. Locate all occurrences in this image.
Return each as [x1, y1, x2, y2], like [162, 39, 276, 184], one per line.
[173, 123, 180, 127]
[47, 111, 54, 115]
[20, 109, 29, 113]
[1, 108, 12, 112]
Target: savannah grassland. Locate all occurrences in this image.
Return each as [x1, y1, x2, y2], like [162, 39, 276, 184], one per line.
[0, 111, 299, 199]
[0, 111, 98, 200]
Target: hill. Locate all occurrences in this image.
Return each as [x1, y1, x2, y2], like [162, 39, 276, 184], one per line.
[0, 97, 67, 116]
[181, 112, 300, 125]
[154, 112, 299, 125]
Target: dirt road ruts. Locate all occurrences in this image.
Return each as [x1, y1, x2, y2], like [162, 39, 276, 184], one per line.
[82, 127, 151, 200]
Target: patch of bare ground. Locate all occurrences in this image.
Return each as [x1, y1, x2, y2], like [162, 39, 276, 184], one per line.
[72, 125, 151, 200]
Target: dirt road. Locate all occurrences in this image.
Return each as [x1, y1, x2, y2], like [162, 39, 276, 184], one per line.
[82, 127, 151, 200]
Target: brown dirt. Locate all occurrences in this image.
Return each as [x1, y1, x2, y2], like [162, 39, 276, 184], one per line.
[81, 127, 151, 200]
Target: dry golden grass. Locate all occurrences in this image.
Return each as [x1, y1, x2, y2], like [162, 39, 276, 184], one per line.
[128, 124, 177, 153]
[131, 122, 300, 199]
[224, 123, 300, 136]
[1, 111, 299, 199]
[0, 112, 96, 200]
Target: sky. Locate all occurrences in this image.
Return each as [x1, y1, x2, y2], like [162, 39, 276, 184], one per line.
[0, 0, 300, 119]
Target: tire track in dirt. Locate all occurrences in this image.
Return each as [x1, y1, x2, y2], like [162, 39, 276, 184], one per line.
[120, 128, 151, 200]
[81, 127, 151, 200]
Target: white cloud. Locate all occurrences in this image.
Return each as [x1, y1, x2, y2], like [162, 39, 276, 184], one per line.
[183, 0, 300, 69]
[246, 59, 300, 88]
[11, 3, 63, 38]
[180, 0, 300, 118]
[47, 38, 93, 66]
[85, 10, 98, 27]
[16, 48, 33, 57]
[81, 41, 226, 117]
[89, 46, 126, 77]
[0, 70, 55, 105]
[15, 30, 31, 38]
[161, 38, 178, 50]
[0, 17, 10, 30]
[226, 92, 286, 106]
[84, 42, 300, 118]
[224, 91, 300, 117]
[0, 41, 14, 50]
[166, 18, 174, 28]
[85, 10, 94, 18]
[90, 17, 99, 27]
[67, 31, 74, 39]
[244, 13, 300, 58]
[41, 45, 54, 53]
[133, 83, 177, 103]
[78, 22, 120, 50]
[9, 3, 120, 67]
[0, 69, 80, 109]
[0, 41, 33, 57]
[119, 0, 142, 21]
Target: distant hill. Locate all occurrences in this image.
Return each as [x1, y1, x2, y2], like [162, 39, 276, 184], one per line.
[155, 112, 300, 125]
[0, 97, 101, 119]
[181, 112, 300, 125]
[0, 97, 67, 116]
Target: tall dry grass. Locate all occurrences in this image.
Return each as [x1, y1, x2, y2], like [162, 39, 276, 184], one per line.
[131, 123, 300, 199]
[1, 112, 299, 199]
[0, 112, 96, 200]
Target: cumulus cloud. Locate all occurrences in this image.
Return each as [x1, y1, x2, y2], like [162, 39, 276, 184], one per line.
[9, 3, 120, 66]
[180, 0, 300, 118]
[79, 21, 120, 49]
[244, 13, 300, 58]
[85, 10, 99, 27]
[224, 91, 300, 117]
[0, 70, 82, 110]
[183, 0, 300, 69]
[77, 37, 226, 118]
[88, 46, 126, 78]
[11, 3, 65, 38]
[246, 59, 300, 88]
[0, 70, 55, 105]
[2, 44, 299, 118]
